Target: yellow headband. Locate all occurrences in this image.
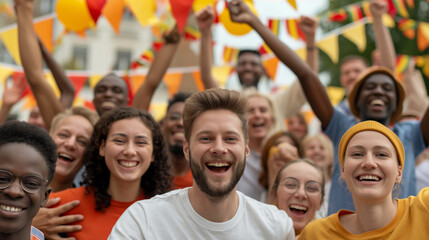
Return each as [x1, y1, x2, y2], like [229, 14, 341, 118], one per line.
[338, 121, 404, 169]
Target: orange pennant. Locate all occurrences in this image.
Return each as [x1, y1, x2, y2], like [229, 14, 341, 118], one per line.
[34, 17, 54, 53]
[262, 57, 279, 80]
[130, 74, 146, 95]
[163, 72, 182, 97]
[417, 22, 429, 51]
[102, 0, 125, 34]
[192, 71, 205, 91]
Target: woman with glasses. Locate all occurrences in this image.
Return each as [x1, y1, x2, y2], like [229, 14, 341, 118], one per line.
[299, 121, 429, 239]
[270, 158, 324, 235]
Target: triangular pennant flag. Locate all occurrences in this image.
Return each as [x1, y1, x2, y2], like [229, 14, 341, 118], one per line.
[395, 55, 411, 75]
[212, 66, 231, 88]
[192, 0, 215, 13]
[326, 86, 345, 106]
[129, 74, 146, 95]
[317, 35, 339, 64]
[0, 1, 14, 18]
[398, 18, 417, 39]
[392, 0, 409, 18]
[0, 28, 20, 65]
[102, 0, 125, 34]
[262, 57, 279, 80]
[169, 0, 194, 33]
[342, 22, 366, 52]
[126, 0, 159, 28]
[68, 75, 88, 97]
[382, 14, 395, 28]
[0, 66, 14, 86]
[286, 0, 297, 10]
[22, 95, 37, 110]
[34, 17, 54, 53]
[417, 22, 429, 51]
[294, 47, 306, 60]
[192, 71, 205, 91]
[89, 74, 104, 89]
[163, 72, 182, 97]
[86, 0, 107, 23]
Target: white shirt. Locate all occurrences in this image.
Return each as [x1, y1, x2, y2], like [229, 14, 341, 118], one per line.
[108, 188, 294, 239]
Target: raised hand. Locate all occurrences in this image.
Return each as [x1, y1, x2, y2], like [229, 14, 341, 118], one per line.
[196, 6, 215, 31]
[32, 198, 83, 240]
[370, 0, 387, 18]
[227, 0, 256, 25]
[299, 16, 318, 38]
[2, 76, 27, 107]
[163, 25, 181, 44]
[274, 142, 298, 163]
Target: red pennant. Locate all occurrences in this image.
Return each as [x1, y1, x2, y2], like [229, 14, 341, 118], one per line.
[11, 72, 32, 99]
[68, 75, 88, 97]
[169, 0, 194, 33]
[86, 0, 107, 23]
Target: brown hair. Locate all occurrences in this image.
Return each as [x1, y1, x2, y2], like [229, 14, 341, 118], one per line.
[183, 88, 248, 142]
[50, 106, 99, 134]
[259, 131, 302, 189]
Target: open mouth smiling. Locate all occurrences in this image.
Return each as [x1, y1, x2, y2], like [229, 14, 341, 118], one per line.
[206, 162, 231, 173]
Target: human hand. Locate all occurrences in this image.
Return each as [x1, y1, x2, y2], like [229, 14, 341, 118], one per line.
[227, 0, 256, 25]
[299, 16, 318, 37]
[2, 75, 27, 107]
[32, 198, 83, 240]
[370, 0, 387, 18]
[163, 25, 181, 44]
[196, 6, 215, 31]
[273, 142, 298, 163]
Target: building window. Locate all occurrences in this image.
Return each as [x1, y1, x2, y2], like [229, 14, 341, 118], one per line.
[0, 42, 14, 64]
[114, 50, 131, 70]
[72, 46, 88, 70]
[39, 0, 55, 14]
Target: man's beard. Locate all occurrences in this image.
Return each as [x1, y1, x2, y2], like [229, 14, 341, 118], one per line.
[169, 144, 184, 157]
[189, 151, 246, 199]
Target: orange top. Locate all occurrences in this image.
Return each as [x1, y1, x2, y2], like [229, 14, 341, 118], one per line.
[173, 169, 193, 189]
[50, 187, 145, 240]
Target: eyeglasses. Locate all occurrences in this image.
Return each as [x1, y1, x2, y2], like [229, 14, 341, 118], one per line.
[0, 170, 48, 194]
[280, 177, 322, 196]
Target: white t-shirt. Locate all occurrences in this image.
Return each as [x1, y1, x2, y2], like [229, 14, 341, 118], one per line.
[108, 188, 294, 239]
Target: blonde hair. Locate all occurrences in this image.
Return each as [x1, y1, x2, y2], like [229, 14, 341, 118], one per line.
[50, 107, 99, 134]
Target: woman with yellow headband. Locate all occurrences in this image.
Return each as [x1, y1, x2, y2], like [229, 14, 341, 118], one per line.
[299, 121, 429, 239]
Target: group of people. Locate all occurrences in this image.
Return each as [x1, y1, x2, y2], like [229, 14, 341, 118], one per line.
[1, 0, 428, 239]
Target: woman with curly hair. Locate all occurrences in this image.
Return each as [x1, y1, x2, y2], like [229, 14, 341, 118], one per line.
[48, 107, 172, 240]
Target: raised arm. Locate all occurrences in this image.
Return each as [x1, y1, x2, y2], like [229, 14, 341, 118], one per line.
[0, 76, 26, 124]
[196, 6, 220, 89]
[228, 0, 333, 128]
[132, 27, 181, 110]
[300, 16, 319, 73]
[38, 37, 75, 109]
[370, 0, 396, 71]
[15, 0, 62, 130]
